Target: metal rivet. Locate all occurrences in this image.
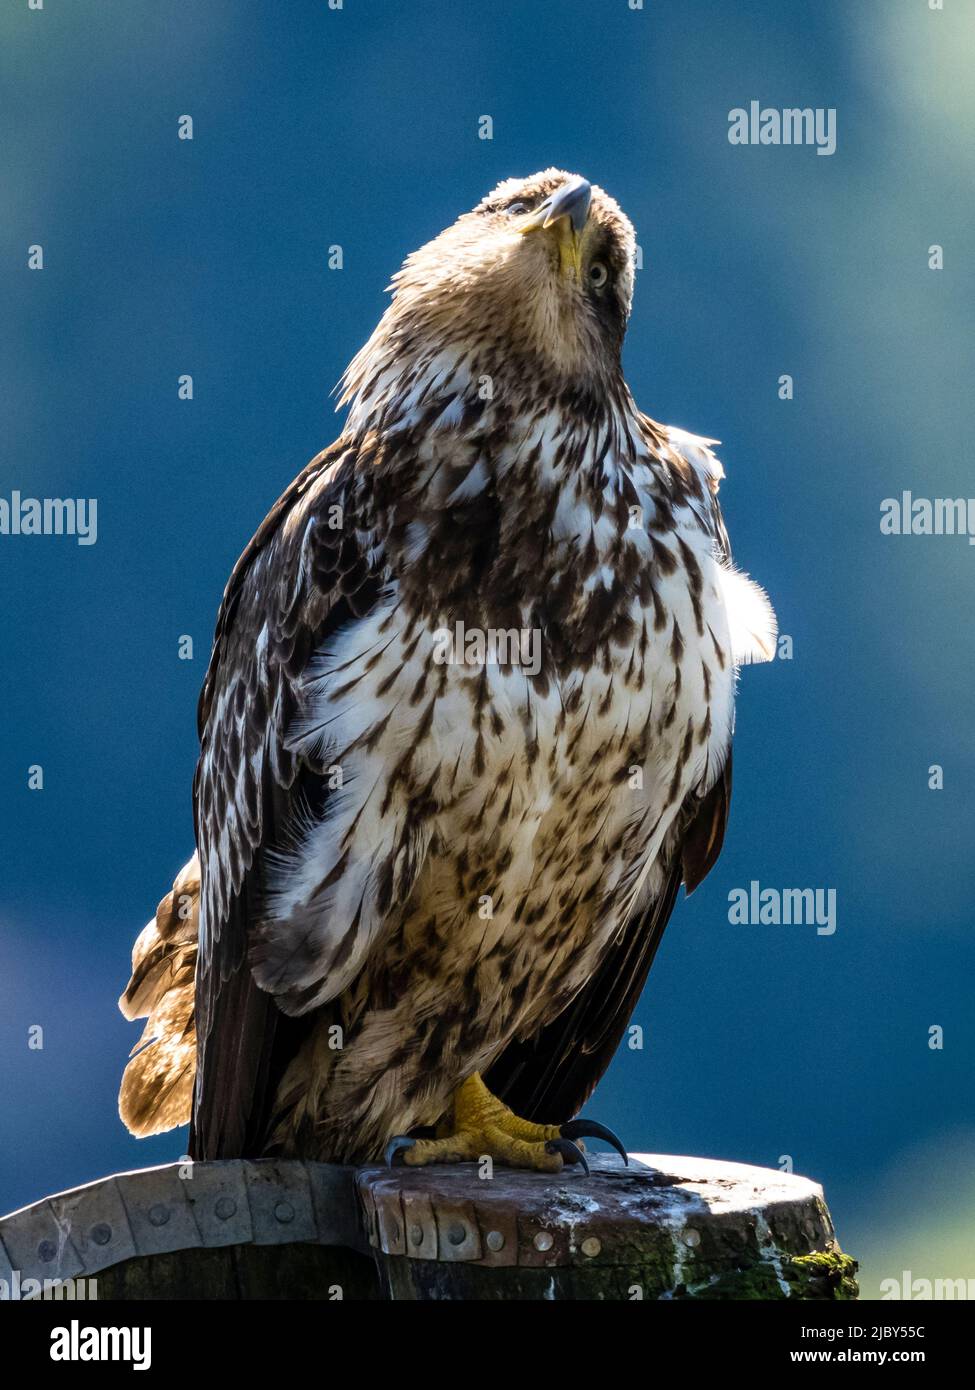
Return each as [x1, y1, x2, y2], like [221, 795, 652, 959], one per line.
[683, 1229, 701, 1247]
[410, 1224, 424, 1246]
[274, 1201, 295, 1224]
[486, 1230, 505, 1252]
[581, 1236, 601, 1258]
[38, 1239, 56, 1263]
[148, 1204, 170, 1227]
[534, 1230, 554, 1252]
[91, 1223, 112, 1246]
[447, 1222, 466, 1246]
[215, 1197, 237, 1220]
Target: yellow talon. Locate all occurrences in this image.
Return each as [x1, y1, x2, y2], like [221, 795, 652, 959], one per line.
[384, 1074, 628, 1173]
[398, 1073, 571, 1173]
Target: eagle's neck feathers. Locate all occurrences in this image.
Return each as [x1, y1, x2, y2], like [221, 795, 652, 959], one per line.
[339, 324, 641, 463]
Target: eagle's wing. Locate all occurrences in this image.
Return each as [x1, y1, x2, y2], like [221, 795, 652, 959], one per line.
[485, 756, 732, 1123]
[190, 441, 388, 1158]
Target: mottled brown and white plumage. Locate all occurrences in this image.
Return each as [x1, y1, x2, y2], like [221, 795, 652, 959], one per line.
[119, 170, 775, 1162]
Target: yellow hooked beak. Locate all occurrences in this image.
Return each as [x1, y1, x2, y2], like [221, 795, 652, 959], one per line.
[517, 176, 592, 281]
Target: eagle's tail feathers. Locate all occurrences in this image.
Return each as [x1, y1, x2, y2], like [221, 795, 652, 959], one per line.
[118, 854, 200, 1138]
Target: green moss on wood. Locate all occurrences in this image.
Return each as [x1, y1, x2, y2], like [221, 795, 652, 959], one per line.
[786, 1250, 860, 1301]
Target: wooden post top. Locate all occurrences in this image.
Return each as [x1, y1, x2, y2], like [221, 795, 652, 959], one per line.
[358, 1152, 830, 1267]
[0, 1154, 858, 1300]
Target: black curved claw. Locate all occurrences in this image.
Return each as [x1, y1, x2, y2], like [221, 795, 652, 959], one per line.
[545, 1137, 590, 1176]
[385, 1135, 416, 1168]
[561, 1118, 629, 1167]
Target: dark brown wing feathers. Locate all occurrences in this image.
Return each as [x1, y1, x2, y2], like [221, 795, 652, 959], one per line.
[189, 444, 381, 1158]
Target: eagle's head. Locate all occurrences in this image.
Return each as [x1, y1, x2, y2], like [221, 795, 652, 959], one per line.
[342, 169, 639, 429]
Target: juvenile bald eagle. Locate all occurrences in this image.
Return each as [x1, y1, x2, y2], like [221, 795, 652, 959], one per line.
[119, 170, 776, 1171]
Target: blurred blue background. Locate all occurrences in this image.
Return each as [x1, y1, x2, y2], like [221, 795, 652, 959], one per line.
[2, 1, 972, 1296]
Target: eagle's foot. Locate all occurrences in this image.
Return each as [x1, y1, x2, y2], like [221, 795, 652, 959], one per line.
[384, 1073, 627, 1174]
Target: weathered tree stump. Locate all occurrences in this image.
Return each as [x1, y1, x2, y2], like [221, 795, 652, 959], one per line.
[0, 1154, 857, 1301]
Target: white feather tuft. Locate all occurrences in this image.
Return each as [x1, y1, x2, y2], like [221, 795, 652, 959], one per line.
[716, 563, 778, 664]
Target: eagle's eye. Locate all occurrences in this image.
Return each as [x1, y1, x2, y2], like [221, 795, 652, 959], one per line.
[588, 261, 610, 290]
[506, 201, 529, 216]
